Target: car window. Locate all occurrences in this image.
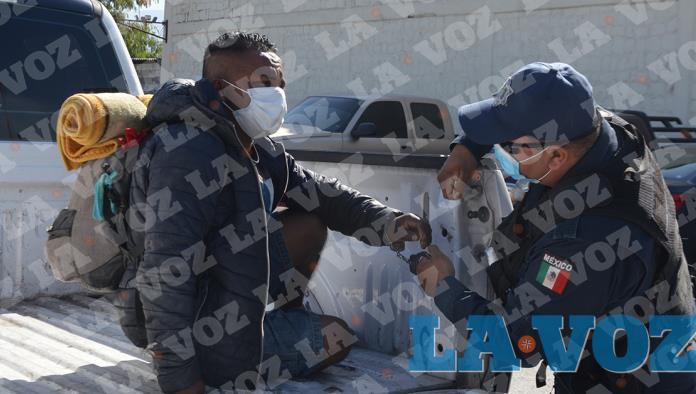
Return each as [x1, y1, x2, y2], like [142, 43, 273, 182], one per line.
[353, 101, 407, 138]
[657, 145, 696, 170]
[411, 103, 445, 139]
[0, 9, 123, 141]
[285, 96, 362, 132]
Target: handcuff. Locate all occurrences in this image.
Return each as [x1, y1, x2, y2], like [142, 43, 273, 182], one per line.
[394, 249, 431, 274]
[391, 191, 431, 274]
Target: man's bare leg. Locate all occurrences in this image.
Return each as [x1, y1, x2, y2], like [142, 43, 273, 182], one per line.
[277, 210, 327, 309]
[277, 210, 354, 368]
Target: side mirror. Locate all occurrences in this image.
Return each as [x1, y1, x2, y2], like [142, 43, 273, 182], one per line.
[351, 122, 377, 139]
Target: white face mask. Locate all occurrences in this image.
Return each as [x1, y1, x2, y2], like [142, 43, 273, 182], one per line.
[220, 80, 287, 140]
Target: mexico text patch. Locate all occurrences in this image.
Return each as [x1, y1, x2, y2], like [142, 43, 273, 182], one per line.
[535, 252, 572, 294]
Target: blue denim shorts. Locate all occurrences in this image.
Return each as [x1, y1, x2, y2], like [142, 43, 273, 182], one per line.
[263, 225, 324, 379]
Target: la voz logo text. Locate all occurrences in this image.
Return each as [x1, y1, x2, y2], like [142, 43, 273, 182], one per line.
[409, 315, 696, 373]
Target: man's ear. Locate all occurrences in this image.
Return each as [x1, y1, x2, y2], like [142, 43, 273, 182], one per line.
[212, 79, 224, 91]
[547, 146, 569, 170]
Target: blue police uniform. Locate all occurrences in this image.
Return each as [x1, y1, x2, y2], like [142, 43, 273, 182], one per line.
[434, 62, 696, 393]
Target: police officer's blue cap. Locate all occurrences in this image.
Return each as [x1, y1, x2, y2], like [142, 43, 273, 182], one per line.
[458, 62, 602, 145]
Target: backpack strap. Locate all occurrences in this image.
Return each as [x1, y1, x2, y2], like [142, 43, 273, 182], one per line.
[95, 151, 145, 274]
[92, 167, 119, 221]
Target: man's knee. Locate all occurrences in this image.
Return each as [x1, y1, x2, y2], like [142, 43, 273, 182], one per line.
[285, 212, 327, 249]
[279, 211, 327, 272]
[303, 213, 328, 249]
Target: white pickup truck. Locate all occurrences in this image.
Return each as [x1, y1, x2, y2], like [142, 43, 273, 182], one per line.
[0, 1, 536, 393]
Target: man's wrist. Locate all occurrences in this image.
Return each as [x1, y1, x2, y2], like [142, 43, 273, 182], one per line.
[432, 276, 467, 321]
[450, 136, 491, 164]
[435, 275, 457, 296]
[380, 209, 405, 246]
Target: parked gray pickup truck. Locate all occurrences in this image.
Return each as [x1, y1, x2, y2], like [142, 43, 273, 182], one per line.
[277, 95, 455, 155]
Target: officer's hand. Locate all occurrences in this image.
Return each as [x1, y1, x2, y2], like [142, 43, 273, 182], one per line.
[417, 245, 455, 296]
[437, 144, 478, 200]
[386, 213, 432, 251]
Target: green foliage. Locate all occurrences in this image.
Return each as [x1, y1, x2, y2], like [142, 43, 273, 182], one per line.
[102, 0, 163, 59]
[121, 21, 163, 58]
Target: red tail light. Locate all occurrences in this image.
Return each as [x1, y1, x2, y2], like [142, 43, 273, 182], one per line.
[672, 193, 685, 213]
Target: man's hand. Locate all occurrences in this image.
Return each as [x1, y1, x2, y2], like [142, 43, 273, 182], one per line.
[437, 144, 478, 200]
[174, 380, 205, 394]
[386, 213, 432, 251]
[416, 245, 455, 296]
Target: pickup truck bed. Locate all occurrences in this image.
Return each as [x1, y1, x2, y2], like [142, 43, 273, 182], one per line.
[0, 295, 454, 393]
[0, 157, 550, 394]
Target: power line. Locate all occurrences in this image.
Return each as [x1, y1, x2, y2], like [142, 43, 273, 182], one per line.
[115, 19, 167, 41]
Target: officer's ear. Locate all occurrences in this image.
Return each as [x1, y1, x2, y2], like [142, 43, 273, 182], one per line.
[546, 145, 570, 170]
[212, 79, 226, 91]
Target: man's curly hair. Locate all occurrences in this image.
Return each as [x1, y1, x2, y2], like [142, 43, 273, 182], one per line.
[202, 32, 277, 78]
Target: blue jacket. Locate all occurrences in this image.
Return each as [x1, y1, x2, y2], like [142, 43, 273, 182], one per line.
[129, 79, 401, 392]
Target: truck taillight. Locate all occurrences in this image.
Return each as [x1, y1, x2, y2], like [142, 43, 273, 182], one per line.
[672, 193, 685, 213]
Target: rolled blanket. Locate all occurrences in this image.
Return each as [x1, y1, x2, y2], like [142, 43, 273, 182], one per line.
[138, 94, 153, 107]
[57, 93, 149, 171]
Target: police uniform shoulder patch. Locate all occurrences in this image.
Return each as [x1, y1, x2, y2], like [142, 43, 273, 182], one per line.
[535, 251, 573, 294]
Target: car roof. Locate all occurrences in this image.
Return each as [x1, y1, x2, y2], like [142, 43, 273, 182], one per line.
[2, 0, 96, 15]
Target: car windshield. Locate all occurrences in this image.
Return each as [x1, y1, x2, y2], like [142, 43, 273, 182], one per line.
[656, 144, 696, 170]
[284, 96, 362, 132]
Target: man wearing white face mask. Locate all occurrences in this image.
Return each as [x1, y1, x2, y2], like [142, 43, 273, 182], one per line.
[420, 63, 696, 393]
[123, 32, 432, 394]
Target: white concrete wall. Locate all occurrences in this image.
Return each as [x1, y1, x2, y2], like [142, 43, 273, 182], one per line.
[161, 0, 696, 132]
[133, 59, 162, 93]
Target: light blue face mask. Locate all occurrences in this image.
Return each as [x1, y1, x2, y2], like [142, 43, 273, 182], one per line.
[493, 144, 551, 184]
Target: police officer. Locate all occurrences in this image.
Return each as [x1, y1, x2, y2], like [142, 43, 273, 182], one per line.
[419, 62, 696, 393]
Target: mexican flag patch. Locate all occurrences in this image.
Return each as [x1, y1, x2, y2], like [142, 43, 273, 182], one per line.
[535, 252, 572, 294]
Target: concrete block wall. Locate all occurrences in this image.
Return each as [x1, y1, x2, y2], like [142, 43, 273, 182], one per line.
[161, 0, 696, 131]
[133, 59, 162, 93]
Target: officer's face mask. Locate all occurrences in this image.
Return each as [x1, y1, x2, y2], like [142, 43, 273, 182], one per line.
[219, 79, 287, 140]
[493, 144, 552, 184]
